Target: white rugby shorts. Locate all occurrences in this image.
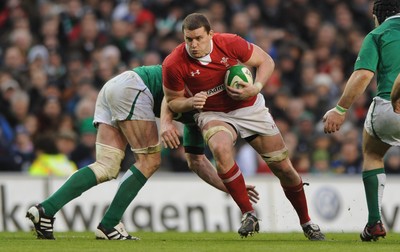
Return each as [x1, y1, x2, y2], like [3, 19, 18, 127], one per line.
[93, 70, 155, 128]
[364, 96, 400, 146]
[195, 94, 280, 138]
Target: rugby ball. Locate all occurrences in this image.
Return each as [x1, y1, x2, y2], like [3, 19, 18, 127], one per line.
[224, 65, 253, 89]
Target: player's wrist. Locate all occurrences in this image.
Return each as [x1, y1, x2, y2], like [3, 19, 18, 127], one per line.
[254, 82, 263, 93]
[334, 104, 348, 115]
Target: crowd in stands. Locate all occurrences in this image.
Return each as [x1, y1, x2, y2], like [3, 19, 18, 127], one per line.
[0, 0, 399, 176]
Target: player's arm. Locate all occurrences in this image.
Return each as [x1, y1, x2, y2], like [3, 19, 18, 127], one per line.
[159, 97, 180, 149]
[244, 44, 275, 90]
[163, 86, 207, 112]
[227, 44, 275, 100]
[323, 69, 374, 133]
[391, 73, 400, 114]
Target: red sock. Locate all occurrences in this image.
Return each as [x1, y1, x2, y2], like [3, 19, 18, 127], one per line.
[218, 163, 253, 214]
[282, 181, 311, 225]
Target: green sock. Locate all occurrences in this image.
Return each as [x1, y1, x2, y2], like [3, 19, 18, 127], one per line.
[41, 167, 98, 216]
[101, 165, 147, 229]
[362, 168, 386, 225]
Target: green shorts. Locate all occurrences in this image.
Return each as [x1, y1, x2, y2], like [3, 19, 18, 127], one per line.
[183, 124, 205, 154]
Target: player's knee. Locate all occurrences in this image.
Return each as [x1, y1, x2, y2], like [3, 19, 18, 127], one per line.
[203, 126, 233, 145]
[261, 148, 289, 165]
[89, 143, 125, 183]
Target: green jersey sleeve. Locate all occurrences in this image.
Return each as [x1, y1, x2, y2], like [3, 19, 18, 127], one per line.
[354, 33, 378, 73]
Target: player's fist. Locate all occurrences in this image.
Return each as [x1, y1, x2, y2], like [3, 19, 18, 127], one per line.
[192, 91, 207, 109]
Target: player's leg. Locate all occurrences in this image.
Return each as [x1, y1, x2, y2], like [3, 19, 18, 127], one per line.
[96, 119, 160, 239]
[183, 124, 260, 202]
[360, 129, 390, 241]
[360, 97, 400, 241]
[249, 133, 324, 240]
[26, 77, 127, 239]
[203, 121, 254, 212]
[183, 124, 227, 192]
[201, 120, 258, 237]
[26, 123, 126, 239]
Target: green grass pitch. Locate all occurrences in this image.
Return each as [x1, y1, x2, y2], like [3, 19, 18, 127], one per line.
[1, 231, 399, 252]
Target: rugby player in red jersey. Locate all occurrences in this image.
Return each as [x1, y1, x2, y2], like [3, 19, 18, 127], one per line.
[163, 13, 325, 240]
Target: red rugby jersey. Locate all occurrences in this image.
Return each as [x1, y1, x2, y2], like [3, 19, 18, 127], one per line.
[162, 33, 256, 113]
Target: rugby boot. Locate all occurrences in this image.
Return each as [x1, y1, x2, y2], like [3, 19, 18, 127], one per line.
[95, 222, 139, 240]
[238, 212, 259, 238]
[360, 220, 386, 241]
[303, 223, 325, 241]
[26, 204, 55, 240]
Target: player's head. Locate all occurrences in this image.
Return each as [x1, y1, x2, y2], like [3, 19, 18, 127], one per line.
[182, 13, 214, 58]
[182, 13, 211, 34]
[373, 0, 400, 25]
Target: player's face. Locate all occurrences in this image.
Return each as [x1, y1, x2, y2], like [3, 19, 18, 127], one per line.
[183, 27, 213, 58]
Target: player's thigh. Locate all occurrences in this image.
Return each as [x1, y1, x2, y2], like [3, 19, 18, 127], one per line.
[118, 120, 159, 149]
[362, 129, 390, 165]
[96, 123, 127, 150]
[249, 133, 286, 154]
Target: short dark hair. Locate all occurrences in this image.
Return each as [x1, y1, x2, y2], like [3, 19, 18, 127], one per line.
[373, 0, 400, 24]
[182, 13, 211, 33]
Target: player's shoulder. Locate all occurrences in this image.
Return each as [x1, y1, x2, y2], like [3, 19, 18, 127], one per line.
[213, 33, 249, 51]
[213, 33, 241, 43]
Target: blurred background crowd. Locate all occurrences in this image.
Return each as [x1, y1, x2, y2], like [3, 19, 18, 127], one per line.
[1, 0, 399, 177]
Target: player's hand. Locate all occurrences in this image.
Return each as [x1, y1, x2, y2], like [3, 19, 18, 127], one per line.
[226, 81, 258, 100]
[246, 184, 260, 204]
[322, 108, 346, 134]
[192, 91, 208, 110]
[160, 121, 180, 149]
[392, 98, 400, 114]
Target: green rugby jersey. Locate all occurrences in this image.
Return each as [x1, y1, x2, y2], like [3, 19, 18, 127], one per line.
[354, 15, 400, 100]
[133, 65, 163, 117]
[132, 65, 196, 124]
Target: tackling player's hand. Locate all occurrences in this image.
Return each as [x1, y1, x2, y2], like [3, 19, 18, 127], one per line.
[392, 98, 400, 114]
[160, 121, 180, 149]
[322, 108, 346, 134]
[246, 185, 260, 204]
[192, 91, 208, 109]
[226, 81, 258, 100]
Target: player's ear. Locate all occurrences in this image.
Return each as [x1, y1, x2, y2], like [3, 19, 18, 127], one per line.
[209, 30, 214, 36]
[373, 14, 380, 27]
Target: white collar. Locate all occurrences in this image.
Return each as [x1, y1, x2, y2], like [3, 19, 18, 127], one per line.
[385, 13, 400, 22]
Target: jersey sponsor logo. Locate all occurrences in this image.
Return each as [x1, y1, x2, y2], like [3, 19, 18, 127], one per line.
[206, 84, 225, 97]
[191, 69, 200, 76]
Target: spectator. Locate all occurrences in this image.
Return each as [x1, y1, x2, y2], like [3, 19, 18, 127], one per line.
[56, 130, 78, 160]
[70, 117, 96, 168]
[29, 133, 77, 176]
[331, 141, 362, 174]
[11, 125, 34, 172]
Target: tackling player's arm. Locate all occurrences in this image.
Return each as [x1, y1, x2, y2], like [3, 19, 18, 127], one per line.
[391, 73, 400, 114]
[159, 97, 180, 149]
